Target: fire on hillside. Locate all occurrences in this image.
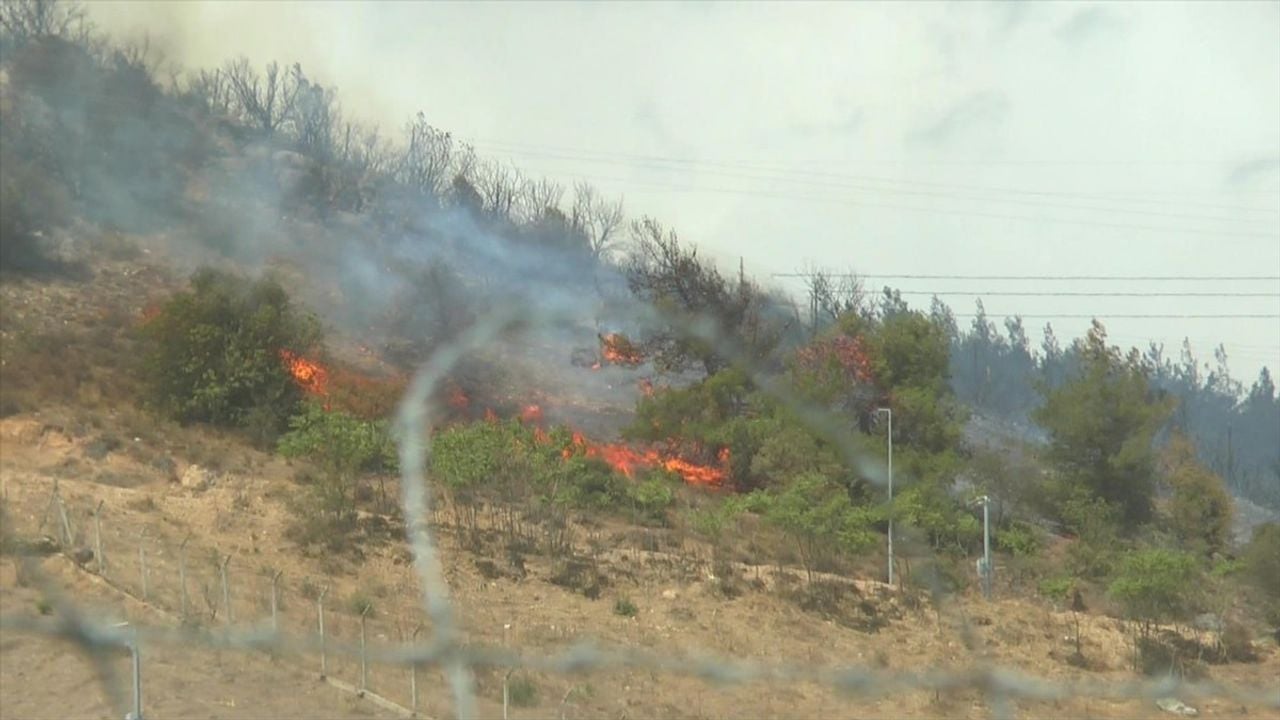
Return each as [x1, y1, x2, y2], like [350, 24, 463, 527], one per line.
[280, 349, 330, 396]
[279, 349, 726, 488]
[598, 332, 644, 368]
[556, 427, 728, 488]
[570, 332, 646, 370]
[279, 349, 408, 418]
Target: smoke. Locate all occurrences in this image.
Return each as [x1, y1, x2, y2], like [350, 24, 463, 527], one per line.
[0, 11, 657, 429]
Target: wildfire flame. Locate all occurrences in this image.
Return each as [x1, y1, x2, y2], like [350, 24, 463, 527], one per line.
[561, 431, 728, 487]
[139, 302, 162, 324]
[598, 332, 644, 368]
[520, 404, 544, 424]
[279, 349, 330, 396]
[447, 385, 470, 411]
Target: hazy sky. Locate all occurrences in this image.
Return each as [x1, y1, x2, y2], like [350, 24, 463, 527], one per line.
[88, 1, 1280, 382]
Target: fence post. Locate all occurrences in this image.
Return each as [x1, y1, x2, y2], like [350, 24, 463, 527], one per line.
[317, 586, 329, 679]
[270, 570, 283, 632]
[93, 501, 105, 575]
[56, 491, 74, 548]
[131, 627, 143, 720]
[359, 604, 371, 695]
[219, 554, 233, 626]
[503, 622, 512, 720]
[178, 535, 190, 620]
[138, 532, 149, 602]
[410, 623, 424, 716]
[114, 622, 143, 720]
[39, 479, 58, 535]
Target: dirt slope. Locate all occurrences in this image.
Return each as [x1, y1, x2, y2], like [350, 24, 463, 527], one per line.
[2, 414, 1278, 720]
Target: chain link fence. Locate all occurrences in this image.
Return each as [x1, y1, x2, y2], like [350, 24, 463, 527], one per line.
[2, 308, 1279, 720]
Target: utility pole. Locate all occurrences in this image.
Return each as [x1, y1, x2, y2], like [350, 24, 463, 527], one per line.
[979, 494, 992, 600]
[876, 407, 894, 587]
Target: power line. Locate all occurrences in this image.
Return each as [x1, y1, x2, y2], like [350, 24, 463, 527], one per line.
[950, 314, 1279, 319]
[468, 137, 1280, 216]
[554, 170, 1279, 240]
[890, 290, 1280, 298]
[473, 142, 1278, 227]
[772, 273, 1280, 281]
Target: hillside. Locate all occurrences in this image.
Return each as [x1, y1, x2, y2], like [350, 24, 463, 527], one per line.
[0, 244, 1277, 718]
[3, 408, 1279, 720]
[2, 6, 1280, 719]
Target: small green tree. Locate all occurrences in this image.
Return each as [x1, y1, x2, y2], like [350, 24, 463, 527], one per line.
[1108, 548, 1199, 656]
[626, 473, 676, 526]
[278, 402, 397, 533]
[1161, 434, 1234, 558]
[142, 268, 322, 443]
[757, 473, 875, 582]
[1241, 522, 1280, 625]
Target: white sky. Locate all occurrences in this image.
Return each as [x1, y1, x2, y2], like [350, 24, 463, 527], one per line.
[89, 1, 1280, 384]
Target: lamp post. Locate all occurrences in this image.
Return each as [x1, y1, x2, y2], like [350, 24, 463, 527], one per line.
[876, 407, 893, 586]
[971, 494, 993, 600]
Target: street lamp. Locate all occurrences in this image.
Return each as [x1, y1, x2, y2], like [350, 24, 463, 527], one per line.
[876, 407, 893, 586]
[970, 495, 993, 600]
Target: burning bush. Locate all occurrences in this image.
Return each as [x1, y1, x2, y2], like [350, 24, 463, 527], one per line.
[429, 418, 687, 534]
[141, 267, 323, 443]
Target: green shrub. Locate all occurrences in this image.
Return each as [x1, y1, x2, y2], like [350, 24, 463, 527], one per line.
[141, 268, 322, 442]
[626, 473, 675, 526]
[507, 673, 538, 707]
[1241, 523, 1280, 624]
[613, 596, 638, 617]
[1108, 549, 1199, 634]
[349, 593, 376, 618]
[1163, 434, 1234, 557]
[995, 521, 1042, 557]
[1209, 556, 1244, 579]
[894, 482, 980, 553]
[1038, 577, 1075, 605]
[756, 473, 875, 582]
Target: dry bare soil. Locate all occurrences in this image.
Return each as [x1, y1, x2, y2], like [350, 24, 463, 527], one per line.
[3, 413, 1280, 720]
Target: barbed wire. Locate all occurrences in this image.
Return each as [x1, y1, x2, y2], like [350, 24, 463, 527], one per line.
[2, 302, 1279, 720]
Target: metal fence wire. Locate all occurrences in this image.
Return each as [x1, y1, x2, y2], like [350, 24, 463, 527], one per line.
[2, 305, 1279, 720]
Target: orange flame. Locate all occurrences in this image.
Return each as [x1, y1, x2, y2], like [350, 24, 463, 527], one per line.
[599, 333, 644, 367]
[139, 302, 162, 324]
[661, 457, 725, 486]
[520, 404, 544, 424]
[279, 349, 330, 397]
[560, 430, 728, 487]
[447, 385, 470, 411]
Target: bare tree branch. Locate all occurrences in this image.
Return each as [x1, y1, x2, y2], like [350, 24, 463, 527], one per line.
[223, 57, 298, 136]
[0, 0, 90, 46]
[397, 113, 458, 201]
[571, 182, 624, 261]
[519, 177, 564, 225]
[289, 66, 338, 161]
[474, 159, 523, 221]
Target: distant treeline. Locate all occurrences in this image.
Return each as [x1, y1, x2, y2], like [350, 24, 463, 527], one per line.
[940, 299, 1279, 510]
